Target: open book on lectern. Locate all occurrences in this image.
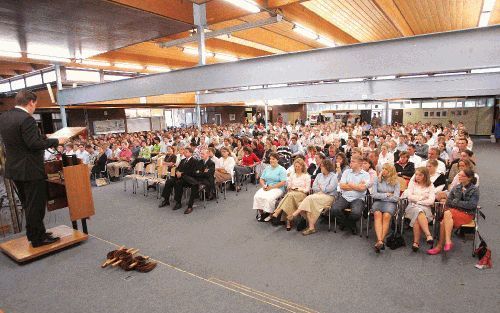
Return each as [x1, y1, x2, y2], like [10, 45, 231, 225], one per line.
[47, 127, 87, 139]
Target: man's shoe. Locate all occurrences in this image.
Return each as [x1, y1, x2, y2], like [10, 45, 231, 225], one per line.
[184, 207, 193, 214]
[31, 236, 60, 248]
[158, 198, 170, 208]
[173, 203, 182, 210]
[44, 232, 57, 240]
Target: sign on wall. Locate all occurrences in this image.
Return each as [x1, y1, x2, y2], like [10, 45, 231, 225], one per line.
[93, 119, 126, 135]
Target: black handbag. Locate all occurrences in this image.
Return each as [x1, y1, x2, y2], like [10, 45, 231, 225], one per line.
[386, 231, 406, 250]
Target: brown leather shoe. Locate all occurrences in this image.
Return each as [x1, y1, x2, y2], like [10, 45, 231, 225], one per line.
[184, 207, 193, 214]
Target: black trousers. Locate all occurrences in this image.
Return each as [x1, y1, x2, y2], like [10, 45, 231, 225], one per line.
[174, 180, 198, 208]
[14, 180, 47, 242]
[161, 177, 177, 199]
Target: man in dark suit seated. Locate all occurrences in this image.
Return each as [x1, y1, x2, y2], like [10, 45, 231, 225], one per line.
[158, 147, 199, 214]
[0, 90, 67, 247]
[196, 149, 216, 201]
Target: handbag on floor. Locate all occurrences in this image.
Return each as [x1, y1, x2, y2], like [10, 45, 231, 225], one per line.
[386, 231, 406, 250]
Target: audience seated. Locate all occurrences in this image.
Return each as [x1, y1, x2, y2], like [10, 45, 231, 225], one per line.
[271, 158, 310, 228]
[253, 153, 287, 222]
[331, 155, 370, 234]
[234, 146, 260, 191]
[107, 142, 132, 181]
[288, 159, 338, 235]
[403, 167, 435, 252]
[428, 169, 479, 255]
[371, 164, 400, 252]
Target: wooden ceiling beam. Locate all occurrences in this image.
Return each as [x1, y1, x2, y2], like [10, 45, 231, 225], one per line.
[373, 0, 414, 36]
[108, 0, 194, 24]
[95, 50, 197, 68]
[279, 3, 359, 45]
[0, 62, 35, 72]
[267, 0, 305, 9]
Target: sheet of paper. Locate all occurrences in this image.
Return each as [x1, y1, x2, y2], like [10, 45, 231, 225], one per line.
[47, 127, 86, 139]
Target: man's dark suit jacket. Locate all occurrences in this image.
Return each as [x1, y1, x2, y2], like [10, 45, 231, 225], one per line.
[196, 158, 215, 187]
[176, 157, 200, 185]
[0, 108, 58, 181]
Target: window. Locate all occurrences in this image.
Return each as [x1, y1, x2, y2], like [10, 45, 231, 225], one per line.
[125, 109, 137, 118]
[0, 83, 10, 93]
[442, 101, 456, 108]
[10, 79, 25, 90]
[422, 101, 438, 109]
[465, 100, 476, 107]
[66, 69, 100, 82]
[25, 74, 43, 87]
[103, 74, 129, 81]
[403, 101, 420, 109]
[136, 109, 151, 117]
[42, 71, 56, 83]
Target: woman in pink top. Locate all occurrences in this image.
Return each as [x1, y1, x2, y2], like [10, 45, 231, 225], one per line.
[404, 167, 435, 252]
[234, 146, 260, 191]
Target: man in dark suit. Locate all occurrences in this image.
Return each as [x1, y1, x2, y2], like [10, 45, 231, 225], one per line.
[196, 149, 215, 202]
[158, 147, 199, 213]
[0, 90, 66, 247]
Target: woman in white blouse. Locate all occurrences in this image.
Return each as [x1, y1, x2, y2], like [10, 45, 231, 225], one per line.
[377, 143, 394, 172]
[269, 158, 311, 229]
[214, 147, 235, 183]
[404, 167, 435, 252]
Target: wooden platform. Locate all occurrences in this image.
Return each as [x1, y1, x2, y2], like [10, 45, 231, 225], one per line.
[0, 225, 88, 263]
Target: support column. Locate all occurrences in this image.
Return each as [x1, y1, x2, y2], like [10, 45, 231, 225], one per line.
[194, 3, 207, 129]
[264, 101, 269, 130]
[55, 65, 68, 128]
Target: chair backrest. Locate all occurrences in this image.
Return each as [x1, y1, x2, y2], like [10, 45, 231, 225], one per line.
[135, 162, 145, 174]
[156, 155, 166, 168]
[145, 163, 156, 175]
[398, 177, 408, 193]
[158, 165, 169, 177]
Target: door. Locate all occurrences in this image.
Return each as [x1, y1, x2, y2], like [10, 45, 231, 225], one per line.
[360, 110, 372, 124]
[215, 114, 222, 126]
[391, 109, 403, 125]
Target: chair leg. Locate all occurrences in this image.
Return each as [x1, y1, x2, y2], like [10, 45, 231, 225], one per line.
[359, 217, 363, 237]
[328, 209, 331, 232]
[334, 216, 337, 233]
[366, 213, 370, 239]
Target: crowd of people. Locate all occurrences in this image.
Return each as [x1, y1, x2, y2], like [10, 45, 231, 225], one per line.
[44, 116, 480, 255]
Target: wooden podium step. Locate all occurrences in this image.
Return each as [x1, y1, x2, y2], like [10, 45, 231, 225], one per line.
[0, 225, 88, 263]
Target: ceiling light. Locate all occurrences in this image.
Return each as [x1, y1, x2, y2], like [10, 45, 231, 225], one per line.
[27, 54, 71, 63]
[223, 0, 260, 13]
[470, 67, 500, 73]
[374, 75, 396, 80]
[317, 36, 336, 47]
[216, 35, 284, 54]
[0, 51, 22, 58]
[183, 47, 199, 56]
[214, 53, 238, 62]
[147, 66, 171, 72]
[399, 74, 429, 79]
[482, 0, 496, 12]
[434, 72, 468, 76]
[79, 59, 111, 67]
[293, 24, 318, 40]
[114, 62, 143, 70]
[478, 12, 491, 27]
[338, 78, 364, 82]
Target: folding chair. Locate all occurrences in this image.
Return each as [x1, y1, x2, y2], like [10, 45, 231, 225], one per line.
[123, 162, 145, 194]
[333, 194, 366, 236]
[452, 205, 485, 257]
[151, 165, 170, 199]
[135, 163, 157, 196]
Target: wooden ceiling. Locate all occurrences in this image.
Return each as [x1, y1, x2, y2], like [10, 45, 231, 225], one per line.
[1, 0, 499, 106]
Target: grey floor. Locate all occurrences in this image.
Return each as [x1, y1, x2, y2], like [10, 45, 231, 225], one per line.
[1, 139, 499, 313]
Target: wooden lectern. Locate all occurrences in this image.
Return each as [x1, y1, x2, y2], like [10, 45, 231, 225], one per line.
[0, 127, 94, 262]
[46, 158, 95, 233]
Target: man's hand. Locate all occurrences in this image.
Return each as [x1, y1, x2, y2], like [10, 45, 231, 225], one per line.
[58, 137, 69, 145]
[176, 171, 182, 178]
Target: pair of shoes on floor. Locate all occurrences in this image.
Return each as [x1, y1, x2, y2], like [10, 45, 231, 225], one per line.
[158, 198, 170, 208]
[257, 212, 270, 222]
[302, 228, 316, 236]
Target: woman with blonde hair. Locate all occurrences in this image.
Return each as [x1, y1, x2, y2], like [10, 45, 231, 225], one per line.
[287, 159, 338, 235]
[404, 167, 435, 252]
[371, 163, 400, 252]
[270, 158, 311, 228]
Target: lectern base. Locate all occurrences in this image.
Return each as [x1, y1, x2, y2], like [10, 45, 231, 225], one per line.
[0, 225, 88, 263]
